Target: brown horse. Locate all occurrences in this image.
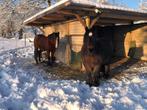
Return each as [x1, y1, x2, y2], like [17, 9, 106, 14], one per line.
[34, 32, 59, 65]
[81, 27, 113, 86]
[72, 12, 113, 86]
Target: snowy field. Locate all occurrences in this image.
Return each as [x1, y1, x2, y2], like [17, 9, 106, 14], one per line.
[0, 38, 147, 110]
[0, 37, 33, 53]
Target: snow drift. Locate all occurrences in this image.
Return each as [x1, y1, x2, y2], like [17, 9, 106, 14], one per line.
[0, 38, 147, 110]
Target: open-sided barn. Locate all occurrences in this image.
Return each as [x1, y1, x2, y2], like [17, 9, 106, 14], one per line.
[24, 0, 147, 70]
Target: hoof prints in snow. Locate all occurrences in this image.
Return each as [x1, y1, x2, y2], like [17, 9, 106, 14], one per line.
[0, 46, 146, 110]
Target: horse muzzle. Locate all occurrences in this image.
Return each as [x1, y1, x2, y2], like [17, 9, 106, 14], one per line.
[89, 48, 94, 53]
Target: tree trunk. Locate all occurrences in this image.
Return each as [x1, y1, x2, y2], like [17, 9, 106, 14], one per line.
[47, 0, 51, 6]
[18, 28, 23, 39]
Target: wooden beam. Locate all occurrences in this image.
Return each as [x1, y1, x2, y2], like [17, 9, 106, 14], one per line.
[98, 18, 133, 24]
[38, 27, 45, 34]
[43, 14, 66, 19]
[58, 10, 87, 28]
[61, 8, 94, 17]
[27, 23, 48, 26]
[95, 22, 114, 26]
[57, 10, 77, 16]
[41, 16, 66, 21]
[101, 11, 147, 21]
[90, 11, 102, 28]
[31, 21, 52, 25]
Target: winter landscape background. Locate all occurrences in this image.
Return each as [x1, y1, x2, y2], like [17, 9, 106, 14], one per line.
[0, 0, 147, 110]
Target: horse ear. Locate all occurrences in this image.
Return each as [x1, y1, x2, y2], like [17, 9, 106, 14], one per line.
[89, 9, 102, 29]
[57, 32, 59, 35]
[85, 27, 89, 31]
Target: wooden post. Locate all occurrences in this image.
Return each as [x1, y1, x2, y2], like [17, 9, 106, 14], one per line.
[39, 26, 45, 35]
[89, 9, 102, 29]
[25, 34, 26, 47]
[58, 10, 86, 28]
[48, 0, 51, 6]
[74, 14, 86, 28]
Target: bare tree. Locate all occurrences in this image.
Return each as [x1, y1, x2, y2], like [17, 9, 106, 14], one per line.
[140, 0, 147, 11]
[47, 0, 51, 6]
[0, 0, 51, 38]
[0, 0, 68, 38]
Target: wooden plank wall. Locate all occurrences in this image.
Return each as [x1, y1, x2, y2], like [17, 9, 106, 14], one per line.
[43, 26, 55, 36]
[69, 21, 84, 52]
[43, 20, 84, 66]
[114, 24, 147, 60]
[43, 20, 85, 51]
[43, 21, 147, 67]
[69, 21, 84, 69]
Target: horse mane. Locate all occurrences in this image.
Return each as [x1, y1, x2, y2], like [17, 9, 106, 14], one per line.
[48, 32, 59, 37]
[47, 32, 60, 48]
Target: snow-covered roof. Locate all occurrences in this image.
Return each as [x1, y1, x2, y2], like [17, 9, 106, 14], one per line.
[24, 0, 147, 26]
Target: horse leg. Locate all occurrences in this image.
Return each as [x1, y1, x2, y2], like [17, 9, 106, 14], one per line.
[92, 65, 101, 86]
[86, 71, 93, 86]
[104, 64, 110, 79]
[83, 63, 92, 86]
[50, 51, 53, 64]
[99, 64, 105, 78]
[51, 50, 56, 64]
[38, 50, 42, 63]
[34, 48, 39, 64]
[47, 51, 51, 65]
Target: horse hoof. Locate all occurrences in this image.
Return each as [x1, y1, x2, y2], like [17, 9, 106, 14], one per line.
[36, 62, 38, 65]
[87, 82, 93, 87]
[87, 82, 99, 87]
[35, 63, 39, 65]
[92, 80, 100, 87]
[93, 82, 100, 86]
[104, 74, 110, 79]
[86, 81, 99, 87]
[86, 81, 92, 86]
[47, 62, 52, 66]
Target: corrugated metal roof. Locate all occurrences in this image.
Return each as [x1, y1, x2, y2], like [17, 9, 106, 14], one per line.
[24, 0, 147, 26]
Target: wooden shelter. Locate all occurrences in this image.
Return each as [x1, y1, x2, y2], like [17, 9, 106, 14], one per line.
[24, 0, 147, 69]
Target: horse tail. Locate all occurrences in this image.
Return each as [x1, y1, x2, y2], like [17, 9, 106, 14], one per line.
[34, 36, 37, 64]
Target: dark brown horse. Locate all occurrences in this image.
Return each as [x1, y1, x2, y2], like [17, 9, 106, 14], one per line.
[81, 27, 113, 86]
[75, 13, 113, 86]
[34, 32, 59, 65]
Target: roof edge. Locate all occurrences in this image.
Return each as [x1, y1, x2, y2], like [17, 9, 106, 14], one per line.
[71, 0, 147, 13]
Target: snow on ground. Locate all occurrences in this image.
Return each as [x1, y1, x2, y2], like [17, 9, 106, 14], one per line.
[0, 38, 147, 110]
[0, 37, 33, 53]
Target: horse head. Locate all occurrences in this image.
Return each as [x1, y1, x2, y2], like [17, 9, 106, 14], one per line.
[54, 32, 59, 37]
[84, 27, 96, 54]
